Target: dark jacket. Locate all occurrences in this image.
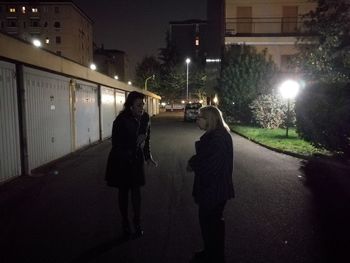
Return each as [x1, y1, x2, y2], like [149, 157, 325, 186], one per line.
[188, 127, 235, 208]
[105, 111, 151, 188]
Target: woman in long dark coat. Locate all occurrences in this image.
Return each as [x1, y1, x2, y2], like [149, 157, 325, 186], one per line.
[187, 106, 235, 263]
[105, 91, 157, 239]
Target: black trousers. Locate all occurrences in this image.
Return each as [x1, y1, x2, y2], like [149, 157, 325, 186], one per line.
[198, 201, 226, 263]
[118, 186, 141, 229]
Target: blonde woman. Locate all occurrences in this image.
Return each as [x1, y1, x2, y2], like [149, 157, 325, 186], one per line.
[187, 106, 235, 263]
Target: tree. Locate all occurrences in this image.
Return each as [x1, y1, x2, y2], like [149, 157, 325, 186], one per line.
[295, 0, 350, 83]
[158, 31, 180, 69]
[294, 0, 350, 156]
[250, 94, 295, 129]
[156, 31, 207, 102]
[217, 45, 278, 123]
[135, 56, 161, 92]
[295, 82, 350, 156]
[158, 65, 186, 102]
[188, 64, 207, 101]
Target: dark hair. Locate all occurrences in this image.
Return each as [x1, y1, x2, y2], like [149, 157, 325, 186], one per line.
[123, 91, 145, 112]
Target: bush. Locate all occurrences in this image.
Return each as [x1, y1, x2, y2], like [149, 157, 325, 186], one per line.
[250, 94, 295, 129]
[295, 82, 350, 156]
[217, 45, 278, 123]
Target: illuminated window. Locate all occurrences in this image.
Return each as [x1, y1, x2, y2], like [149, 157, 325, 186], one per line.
[9, 8, 16, 13]
[32, 8, 38, 13]
[195, 37, 200, 46]
[45, 38, 50, 44]
[22, 6, 26, 13]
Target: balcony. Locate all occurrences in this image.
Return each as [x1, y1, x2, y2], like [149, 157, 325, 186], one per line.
[6, 19, 18, 28]
[225, 16, 315, 37]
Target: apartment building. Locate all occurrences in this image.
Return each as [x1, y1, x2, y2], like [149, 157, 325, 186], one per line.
[0, 0, 93, 66]
[207, 0, 317, 71]
[225, 0, 317, 70]
[169, 19, 209, 63]
[94, 45, 126, 81]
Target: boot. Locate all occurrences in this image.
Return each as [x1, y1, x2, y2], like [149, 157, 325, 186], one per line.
[132, 224, 144, 239]
[121, 220, 131, 240]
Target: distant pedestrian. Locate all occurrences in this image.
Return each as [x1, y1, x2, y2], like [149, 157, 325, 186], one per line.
[105, 91, 157, 240]
[187, 106, 235, 263]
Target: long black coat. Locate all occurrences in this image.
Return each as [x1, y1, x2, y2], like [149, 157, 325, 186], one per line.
[188, 127, 235, 208]
[105, 111, 151, 188]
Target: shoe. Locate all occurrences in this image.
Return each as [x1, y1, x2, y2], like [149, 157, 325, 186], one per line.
[191, 250, 209, 263]
[121, 221, 131, 241]
[132, 225, 144, 239]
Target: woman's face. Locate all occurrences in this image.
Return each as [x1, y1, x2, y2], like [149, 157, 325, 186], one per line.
[196, 112, 207, 130]
[130, 98, 145, 117]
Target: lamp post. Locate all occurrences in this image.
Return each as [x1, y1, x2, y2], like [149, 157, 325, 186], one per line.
[185, 58, 191, 101]
[144, 74, 155, 91]
[279, 80, 300, 138]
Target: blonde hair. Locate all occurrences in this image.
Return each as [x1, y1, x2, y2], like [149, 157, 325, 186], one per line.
[200, 106, 230, 132]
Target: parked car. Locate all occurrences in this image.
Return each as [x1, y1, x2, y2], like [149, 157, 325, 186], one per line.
[165, 103, 185, 112]
[184, 103, 202, 121]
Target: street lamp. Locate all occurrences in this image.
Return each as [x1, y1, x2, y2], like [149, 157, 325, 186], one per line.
[279, 79, 300, 138]
[185, 58, 191, 101]
[144, 74, 155, 91]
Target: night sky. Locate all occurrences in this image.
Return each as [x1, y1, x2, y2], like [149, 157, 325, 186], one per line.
[73, 0, 207, 80]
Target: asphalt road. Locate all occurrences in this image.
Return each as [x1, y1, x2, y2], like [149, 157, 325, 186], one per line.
[1, 111, 347, 263]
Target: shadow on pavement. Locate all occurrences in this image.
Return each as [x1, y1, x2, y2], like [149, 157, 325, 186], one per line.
[70, 236, 128, 263]
[300, 158, 350, 263]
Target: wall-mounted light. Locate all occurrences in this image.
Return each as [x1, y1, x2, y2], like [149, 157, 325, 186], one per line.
[128, 81, 132, 85]
[114, 75, 119, 80]
[195, 37, 200, 46]
[32, 39, 42, 47]
[90, 63, 97, 70]
[206, 58, 221, 63]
